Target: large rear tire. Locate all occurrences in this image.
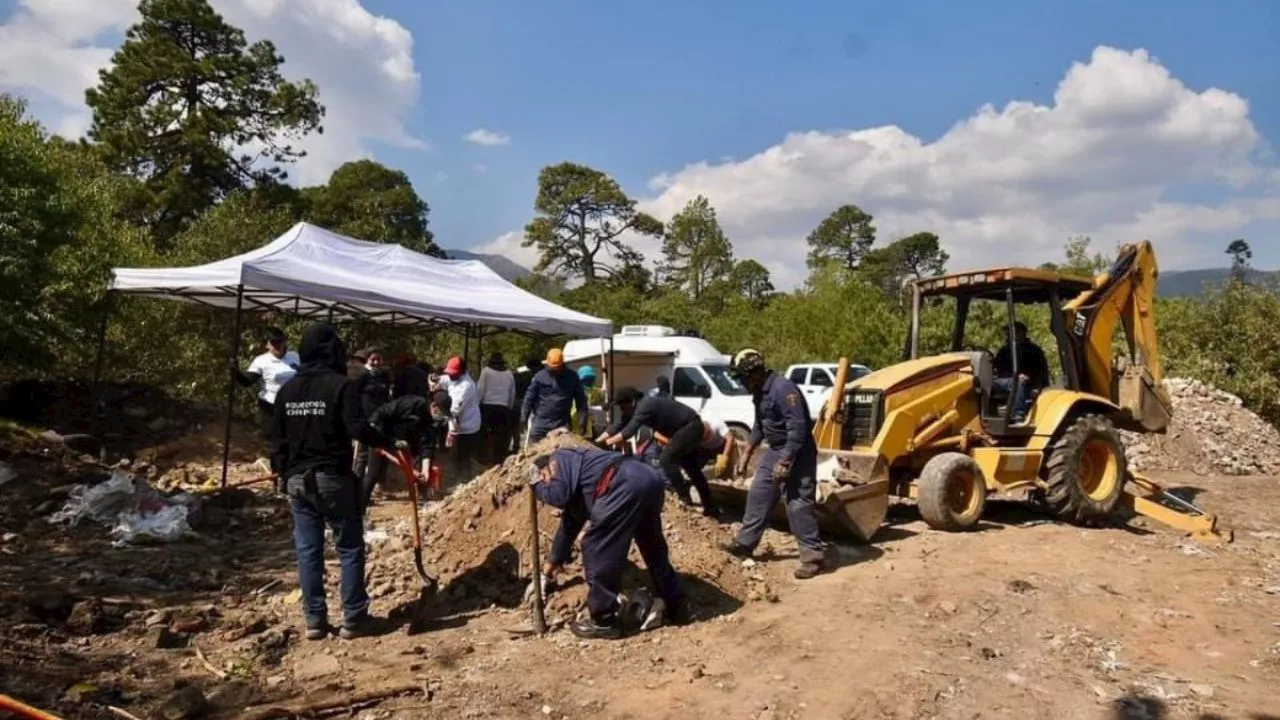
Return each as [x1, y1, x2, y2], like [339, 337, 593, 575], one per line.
[1044, 414, 1127, 525]
[918, 453, 988, 531]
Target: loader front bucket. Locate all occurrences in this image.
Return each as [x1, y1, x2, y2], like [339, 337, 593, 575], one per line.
[705, 478, 889, 543]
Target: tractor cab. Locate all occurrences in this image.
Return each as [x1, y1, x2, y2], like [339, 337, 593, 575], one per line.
[905, 268, 1095, 437]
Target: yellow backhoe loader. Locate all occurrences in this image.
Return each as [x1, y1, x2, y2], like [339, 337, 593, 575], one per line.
[708, 241, 1228, 543]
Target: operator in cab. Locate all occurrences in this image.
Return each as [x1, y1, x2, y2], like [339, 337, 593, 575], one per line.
[597, 387, 720, 518]
[719, 349, 828, 579]
[993, 321, 1050, 421]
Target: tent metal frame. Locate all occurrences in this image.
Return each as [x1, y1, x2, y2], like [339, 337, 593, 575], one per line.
[92, 284, 614, 486]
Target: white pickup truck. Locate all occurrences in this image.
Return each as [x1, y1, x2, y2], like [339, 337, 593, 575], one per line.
[783, 362, 872, 417]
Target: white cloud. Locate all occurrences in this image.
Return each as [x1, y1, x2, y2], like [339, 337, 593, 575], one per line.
[472, 163, 489, 173]
[0, 0, 425, 185]
[464, 128, 512, 147]
[628, 46, 1276, 288]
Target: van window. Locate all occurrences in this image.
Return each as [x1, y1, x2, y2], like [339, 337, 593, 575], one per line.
[789, 367, 808, 384]
[810, 368, 833, 387]
[703, 365, 750, 396]
[673, 367, 711, 397]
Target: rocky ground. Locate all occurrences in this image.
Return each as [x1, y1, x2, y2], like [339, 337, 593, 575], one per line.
[2, 381, 1279, 719]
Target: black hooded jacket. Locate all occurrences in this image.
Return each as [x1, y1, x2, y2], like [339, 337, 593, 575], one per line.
[272, 324, 381, 479]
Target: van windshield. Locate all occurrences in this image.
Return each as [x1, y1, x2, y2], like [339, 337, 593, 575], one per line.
[704, 365, 750, 396]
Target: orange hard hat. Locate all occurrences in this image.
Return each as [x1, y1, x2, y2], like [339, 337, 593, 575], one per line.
[544, 348, 565, 369]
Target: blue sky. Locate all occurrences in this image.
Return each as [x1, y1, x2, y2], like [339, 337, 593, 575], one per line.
[1, 0, 1277, 279]
[379, 0, 1280, 267]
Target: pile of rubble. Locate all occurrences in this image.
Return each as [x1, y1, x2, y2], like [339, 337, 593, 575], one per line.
[364, 432, 771, 628]
[1122, 378, 1280, 476]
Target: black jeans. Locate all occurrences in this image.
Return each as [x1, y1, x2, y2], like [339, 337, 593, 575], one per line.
[287, 471, 369, 628]
[480, 404, 512, 462]
[257, 399, 275, 439]
[360, 450, 388, 512]
[660, 420, 716, 511]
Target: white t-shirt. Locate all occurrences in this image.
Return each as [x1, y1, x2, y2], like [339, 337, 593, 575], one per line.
[701, 418, 731, 452]
[441, 374, 482, 435]
[248, 351, 300, 405]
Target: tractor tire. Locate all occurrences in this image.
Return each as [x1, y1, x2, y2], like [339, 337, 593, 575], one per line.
[917, 452, 988, 531]
[1043, 413, 1127, 525]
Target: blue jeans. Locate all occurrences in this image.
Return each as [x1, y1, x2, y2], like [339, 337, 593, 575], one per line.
[287, 471, 370, 628]
[993, 377, 1031, 420]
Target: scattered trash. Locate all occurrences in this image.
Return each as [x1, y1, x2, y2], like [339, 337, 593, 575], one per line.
[364, 527, 390, 545]
[47, 471, 199, 546]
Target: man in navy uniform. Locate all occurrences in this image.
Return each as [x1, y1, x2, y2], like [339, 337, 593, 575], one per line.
[527, 445, 685, 639]
[719, 348, 828, 579]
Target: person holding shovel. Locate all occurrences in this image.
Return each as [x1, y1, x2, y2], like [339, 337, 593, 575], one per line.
[527, 445, 685, 639]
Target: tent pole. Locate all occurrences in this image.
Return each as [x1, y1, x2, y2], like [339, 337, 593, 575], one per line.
[606, 336, 616, 427]
[327, 306, 334, 324]
[220, 285, 245, 488]
[91, 291, 115, 463]
[463, 325, 471, 367]
[476, 329, 483, 364]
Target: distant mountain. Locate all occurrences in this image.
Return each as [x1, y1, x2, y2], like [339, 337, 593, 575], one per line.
[1160, 268, 1280, 298]
[445, 249, 532, 283]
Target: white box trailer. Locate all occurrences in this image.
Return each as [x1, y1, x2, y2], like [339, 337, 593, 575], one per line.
[561, 325, 755, 440]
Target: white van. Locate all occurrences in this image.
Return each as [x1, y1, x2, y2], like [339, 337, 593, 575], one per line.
[561, 326, 754, 440]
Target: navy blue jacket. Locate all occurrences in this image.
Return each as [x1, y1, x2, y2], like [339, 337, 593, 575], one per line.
[520, 368, 588, 432]
[748, 372, 813, 461]
[535, 447, 625, 566]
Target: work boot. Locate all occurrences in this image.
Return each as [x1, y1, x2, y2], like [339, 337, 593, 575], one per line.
[338, 614, 382, 640]
[304, 621, 331, 641]
[793, 547, 828, 580]
[569, 615, 623, 640]
[701, 504, 721, 520]
[639, 598, 667, 632]
[719, 540, 753, 559]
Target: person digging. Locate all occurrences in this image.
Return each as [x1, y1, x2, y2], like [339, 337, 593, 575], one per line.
[526, 445, 686, 639]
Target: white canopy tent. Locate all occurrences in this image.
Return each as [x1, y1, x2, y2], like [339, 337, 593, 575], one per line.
[100, 222, 613, 484]
[110, 222, 611, 337]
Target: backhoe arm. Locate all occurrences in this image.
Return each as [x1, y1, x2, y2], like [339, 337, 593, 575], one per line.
[1062, 241, 1172, 433]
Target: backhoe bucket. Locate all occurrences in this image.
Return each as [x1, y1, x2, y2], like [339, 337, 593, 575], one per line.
[705, 477, 888, 543]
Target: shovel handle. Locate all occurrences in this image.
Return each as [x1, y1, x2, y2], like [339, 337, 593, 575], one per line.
[528, 485, 547, 634]
[385, 449, 424, 553]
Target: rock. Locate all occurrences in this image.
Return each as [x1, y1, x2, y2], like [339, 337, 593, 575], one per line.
[207, 681, 255, 709]
[938, 601, 958, 615]
[151, 626, 190, 649]
[64, 682, 107, 704]
[741, 558, 757, 569]
[1188, 683, 1215, 698]
[172, 616, 207, 634]
[145, 610, 173, 628]
[541, 705, 553, 715]
[66, 599, 109, 636]
[266, 675, 287, 688]
[294, 653, 341, 682]
[161, 685, 209, 720]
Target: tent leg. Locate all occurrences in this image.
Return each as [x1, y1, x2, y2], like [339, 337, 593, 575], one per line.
[607, 337, 616, 427]
[91, 291, 115, 462]
[221, 285, 245, 488]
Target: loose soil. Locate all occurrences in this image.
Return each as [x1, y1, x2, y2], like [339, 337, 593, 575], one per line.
[2, 383, 1279, 719]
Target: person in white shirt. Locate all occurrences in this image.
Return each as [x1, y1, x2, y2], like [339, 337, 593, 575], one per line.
[476, 353, 516, 463]
[441, 356, 482, 480]
[233, 327, 300, 437]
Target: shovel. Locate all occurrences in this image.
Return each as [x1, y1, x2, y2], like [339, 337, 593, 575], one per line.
[381, 448, 438, 634]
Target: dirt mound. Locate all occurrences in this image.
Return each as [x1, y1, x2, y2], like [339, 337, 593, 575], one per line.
[1122, 378, 1280, 476]
[365, 432, 763, 627]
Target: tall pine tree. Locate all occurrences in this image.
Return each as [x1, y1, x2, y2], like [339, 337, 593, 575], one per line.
[86, 0, 323, 244]
[659, 195, 734, 300]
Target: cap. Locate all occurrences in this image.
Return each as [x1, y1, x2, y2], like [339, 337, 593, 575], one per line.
[544, 348, 564, 369]
[445, 356, 464, 376]
[612, 386, 643, 407]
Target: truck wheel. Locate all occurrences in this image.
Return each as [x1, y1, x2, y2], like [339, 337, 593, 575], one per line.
[918, 453, 988, 531]
[1044, 414, 1127, 525]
